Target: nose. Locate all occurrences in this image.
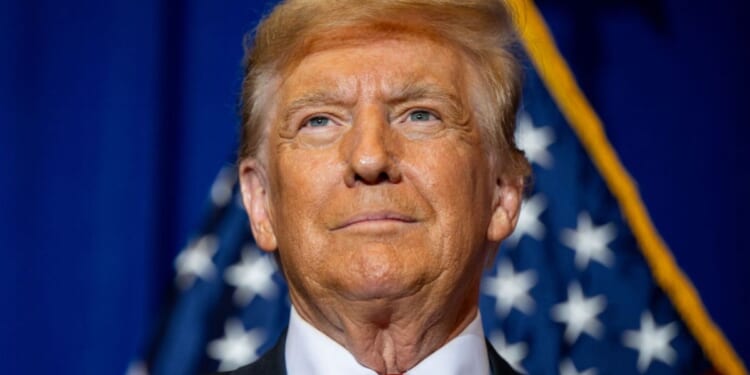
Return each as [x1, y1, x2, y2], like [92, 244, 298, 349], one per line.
[342, 107, 402, 186]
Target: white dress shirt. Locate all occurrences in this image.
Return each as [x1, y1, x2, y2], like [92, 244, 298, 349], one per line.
[285, 306, 490, 375]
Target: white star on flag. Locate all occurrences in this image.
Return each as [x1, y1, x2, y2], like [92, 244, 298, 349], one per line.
[207, 319, 265, 371]
[560, 212, 617, 270]
[489, 331, 528, 374]
[551, 283, 607, 344]
[515, 112, 555, 168]
[224, 246, 279, 306]
[507, 193, 547, 246]
[622, 311, 678, 373]
[210, 166, 236, 207]
[174, 235, 219, 290]
[125, 360, 149, 375]
[483, 261, 537, 317]
[560, 358, 597, 375]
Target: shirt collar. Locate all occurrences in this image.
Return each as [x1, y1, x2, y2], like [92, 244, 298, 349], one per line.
[285, 306, 489, 375]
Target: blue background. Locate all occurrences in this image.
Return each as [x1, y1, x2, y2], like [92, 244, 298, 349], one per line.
[1, 0, 747, 373]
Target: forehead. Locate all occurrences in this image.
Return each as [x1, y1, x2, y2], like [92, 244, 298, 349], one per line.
[276, 37, 472, 102]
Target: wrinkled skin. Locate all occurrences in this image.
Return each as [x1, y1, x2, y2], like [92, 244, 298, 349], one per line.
[239, 37, 522, 374]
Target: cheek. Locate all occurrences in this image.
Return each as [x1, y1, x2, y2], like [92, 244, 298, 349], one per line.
[409, 142, 491, 211]
[404, 141, 493, 254]
[269, 148, 340, 236]
[268, 150, 342, 283]
[275, 143, 336, 194]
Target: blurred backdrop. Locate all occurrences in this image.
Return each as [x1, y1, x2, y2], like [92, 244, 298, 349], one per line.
[0, 0, 748, 374]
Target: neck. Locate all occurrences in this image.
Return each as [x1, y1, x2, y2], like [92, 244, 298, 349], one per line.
[290, 286, 480, 374]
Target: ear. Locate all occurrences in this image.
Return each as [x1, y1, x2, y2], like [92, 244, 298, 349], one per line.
[238, 158, 278, 252]
[486, 175, 523, 243]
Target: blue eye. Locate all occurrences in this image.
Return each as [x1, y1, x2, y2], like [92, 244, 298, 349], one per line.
[408, 110, 436, 122]
[306, 116, 330, 127]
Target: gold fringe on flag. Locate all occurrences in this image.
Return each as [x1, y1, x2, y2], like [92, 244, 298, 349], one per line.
[505, 0, 747, 373]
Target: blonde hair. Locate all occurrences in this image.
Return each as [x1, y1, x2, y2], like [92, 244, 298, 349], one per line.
[238, 0, 531, 178]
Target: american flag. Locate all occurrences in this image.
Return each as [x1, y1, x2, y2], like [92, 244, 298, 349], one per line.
[131, 2, 744, 374]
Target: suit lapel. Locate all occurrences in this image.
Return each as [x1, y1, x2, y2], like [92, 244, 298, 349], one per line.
[486, 339, 520, 375]
[226, 331, 287, 375]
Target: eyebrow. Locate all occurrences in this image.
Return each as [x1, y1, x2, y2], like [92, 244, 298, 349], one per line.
[388, 80, 460, 106]
[387, 78, 467, 122]
[282, 83, 355, 124]
[281, 76, 466, 123]
[286, 91, 352, 113]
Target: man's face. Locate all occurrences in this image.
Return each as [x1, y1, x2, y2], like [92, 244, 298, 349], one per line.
[241, 37, 519, 308]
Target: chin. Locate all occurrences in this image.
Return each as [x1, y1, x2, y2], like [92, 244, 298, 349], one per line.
[336, 257, 425, 302]
[342, 277, 420, 301]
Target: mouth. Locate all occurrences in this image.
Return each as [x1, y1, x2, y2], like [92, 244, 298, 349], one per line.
[332, 211, 417, 231]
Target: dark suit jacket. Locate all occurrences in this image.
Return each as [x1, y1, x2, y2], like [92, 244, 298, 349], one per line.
[217, 331, 519, 375]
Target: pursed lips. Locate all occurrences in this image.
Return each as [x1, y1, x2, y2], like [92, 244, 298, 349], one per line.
[332, 211, 417, 231]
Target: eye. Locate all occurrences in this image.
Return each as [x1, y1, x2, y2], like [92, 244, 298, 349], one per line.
[408, 110, 438, 122]
[305, 116, 331, 128]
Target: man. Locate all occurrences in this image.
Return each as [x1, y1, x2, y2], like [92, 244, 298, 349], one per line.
[230, 0, 530, 374]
